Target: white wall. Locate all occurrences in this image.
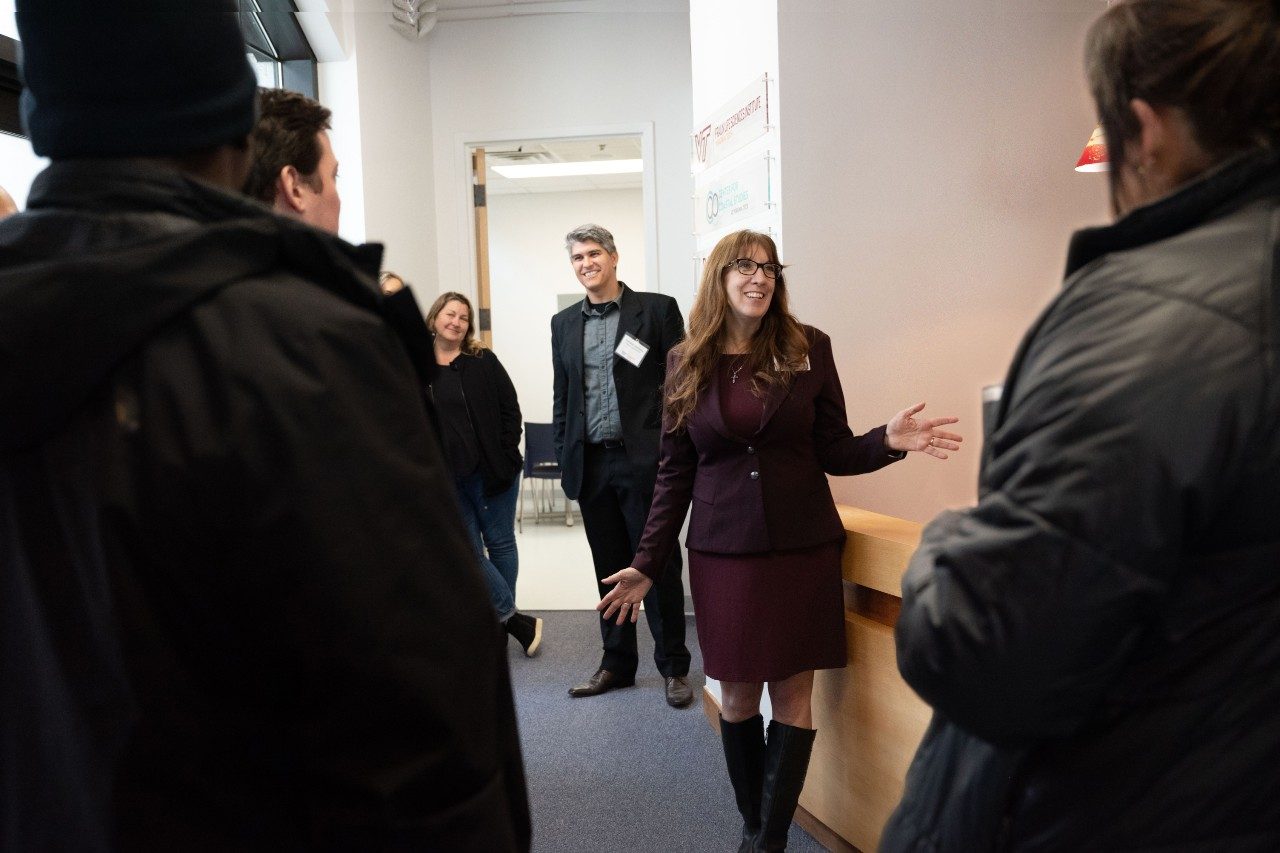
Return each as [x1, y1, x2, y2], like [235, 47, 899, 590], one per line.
[317, 5, 437, 286]
[487, 188, 645, 424]
[0, 0, 48, 208]
[689, 0, 777, 124]
[772, 1, 1110, 523]
[0, 135, 46, 211]
[315, 0, 367, 245]
[423, 2, 692, 307]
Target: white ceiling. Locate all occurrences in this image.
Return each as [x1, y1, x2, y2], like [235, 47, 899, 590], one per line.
[482, 135, 643, 195]
[435, 0, 622, 22]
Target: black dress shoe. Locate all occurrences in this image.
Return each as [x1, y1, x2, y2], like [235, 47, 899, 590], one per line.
[568, 668, 635, 697]
[665, 675, 694, 708]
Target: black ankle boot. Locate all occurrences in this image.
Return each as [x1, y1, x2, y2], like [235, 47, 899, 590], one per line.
[503, 611, 543, 657]
[754, 720, 817, 851]
[720, 714, 765, 852]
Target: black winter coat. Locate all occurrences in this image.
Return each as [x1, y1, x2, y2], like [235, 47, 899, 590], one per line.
[0, 160, 530, 851]
[435, 348, 523, 495]
[884, 152, 1280, 851]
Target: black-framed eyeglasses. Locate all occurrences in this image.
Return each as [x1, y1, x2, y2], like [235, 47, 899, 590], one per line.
[726, 258, 783, 279]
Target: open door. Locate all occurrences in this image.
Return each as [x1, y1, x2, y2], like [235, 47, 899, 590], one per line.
[471, 147, 493, 348]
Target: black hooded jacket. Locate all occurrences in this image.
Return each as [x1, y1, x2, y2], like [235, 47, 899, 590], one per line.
[883, 152, 1280, 851]
[0, 160, 530, 851]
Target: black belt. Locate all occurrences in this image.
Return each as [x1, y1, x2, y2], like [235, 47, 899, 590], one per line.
[586, 439, 625, 450]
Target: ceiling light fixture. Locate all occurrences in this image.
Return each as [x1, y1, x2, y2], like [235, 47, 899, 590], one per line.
[492, 159, 643, 179]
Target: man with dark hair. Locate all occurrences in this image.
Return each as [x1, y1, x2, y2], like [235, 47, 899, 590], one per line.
[551, 223, 693, 708]
[243, 87, 341, 233]
[0, 1, 529, 850]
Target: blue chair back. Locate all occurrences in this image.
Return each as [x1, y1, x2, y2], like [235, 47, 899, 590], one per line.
[523, 422, 561, 480]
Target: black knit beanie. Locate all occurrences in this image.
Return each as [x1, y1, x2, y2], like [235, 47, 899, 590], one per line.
[17, 0, 258, 158]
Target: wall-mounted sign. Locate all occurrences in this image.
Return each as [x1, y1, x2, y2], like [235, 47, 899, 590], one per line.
[693, 153, 772, 236]
[693, 213, 781, 289]
[691, 74, 770, 174]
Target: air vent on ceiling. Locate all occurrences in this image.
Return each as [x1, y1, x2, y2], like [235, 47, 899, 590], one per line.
[487, 145, 555, 164]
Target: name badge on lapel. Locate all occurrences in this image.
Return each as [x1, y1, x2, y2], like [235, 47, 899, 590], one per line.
[772, 355, 811, 371]
[615, 333, 650, 367]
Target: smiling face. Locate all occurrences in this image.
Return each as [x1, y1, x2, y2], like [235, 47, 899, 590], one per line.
[723, 242, 776, 328]
[432, 299, 471, 346]
[569, 240, 621, 302]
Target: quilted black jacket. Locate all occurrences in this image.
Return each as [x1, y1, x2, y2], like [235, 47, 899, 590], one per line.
[884, 151, 1280, 851]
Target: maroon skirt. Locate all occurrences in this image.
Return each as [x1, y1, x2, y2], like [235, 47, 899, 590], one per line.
[688, 540, 846, 683]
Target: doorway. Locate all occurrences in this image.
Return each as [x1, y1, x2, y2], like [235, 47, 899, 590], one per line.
[464, 130, 652, 609]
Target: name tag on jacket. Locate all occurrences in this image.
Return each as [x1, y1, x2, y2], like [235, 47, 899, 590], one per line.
[772, 355, 811, 371]
[616, 333, 650, 367]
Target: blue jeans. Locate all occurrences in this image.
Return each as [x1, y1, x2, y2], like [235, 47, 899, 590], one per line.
[454, 471, 520, 621]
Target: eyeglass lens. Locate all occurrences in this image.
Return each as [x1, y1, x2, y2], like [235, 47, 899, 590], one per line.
[732, 259, 780, 278]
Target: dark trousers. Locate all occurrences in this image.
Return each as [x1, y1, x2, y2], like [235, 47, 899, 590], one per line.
[578, 443, 690, 679]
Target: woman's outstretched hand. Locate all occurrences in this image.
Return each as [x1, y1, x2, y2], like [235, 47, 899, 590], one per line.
[886, 402, 963, 459]
[598, 567, 654, 625]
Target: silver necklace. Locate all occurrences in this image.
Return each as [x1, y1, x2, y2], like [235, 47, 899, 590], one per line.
[729, 358, 746, 384]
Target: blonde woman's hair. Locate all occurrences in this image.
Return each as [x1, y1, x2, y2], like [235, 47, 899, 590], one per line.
[664, 230, 808, 432]
[425, 291, 486, 356]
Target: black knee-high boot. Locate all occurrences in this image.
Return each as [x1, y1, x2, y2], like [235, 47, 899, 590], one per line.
[720, 714, 766, 852]
[755, 720, 817, 852]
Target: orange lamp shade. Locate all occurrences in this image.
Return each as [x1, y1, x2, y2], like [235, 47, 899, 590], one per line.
[1075, 125, 1109, 172]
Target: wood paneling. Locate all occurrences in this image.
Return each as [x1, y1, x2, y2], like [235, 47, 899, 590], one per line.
[837, 506, 920, 596]
[802, 506, 930, 851]
[801, 612, 931, 851]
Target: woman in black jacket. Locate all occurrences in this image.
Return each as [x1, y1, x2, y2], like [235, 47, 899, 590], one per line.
[423, 290, 542, 655]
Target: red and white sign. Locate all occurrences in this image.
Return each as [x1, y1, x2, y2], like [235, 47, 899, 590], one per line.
[691, 74, 771, 173]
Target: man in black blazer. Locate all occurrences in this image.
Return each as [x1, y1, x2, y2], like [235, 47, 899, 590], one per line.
[551, 224, 692, 708]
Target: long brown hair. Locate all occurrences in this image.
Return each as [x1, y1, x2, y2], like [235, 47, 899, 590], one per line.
[426, 291, 486, 356]
[664, 230, 809, 432]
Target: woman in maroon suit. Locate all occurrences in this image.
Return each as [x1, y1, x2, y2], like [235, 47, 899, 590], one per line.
[600, 230, 961, 851]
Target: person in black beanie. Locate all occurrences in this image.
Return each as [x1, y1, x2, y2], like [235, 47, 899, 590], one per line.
[0, 1, 530, 850]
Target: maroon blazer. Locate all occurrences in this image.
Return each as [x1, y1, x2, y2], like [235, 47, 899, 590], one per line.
[632, 326, 903, 579]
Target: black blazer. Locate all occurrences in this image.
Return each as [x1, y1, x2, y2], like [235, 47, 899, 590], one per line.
[550, 284, 685, 500]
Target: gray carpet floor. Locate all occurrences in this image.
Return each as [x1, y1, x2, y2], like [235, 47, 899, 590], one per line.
[507, 610, 826, 853]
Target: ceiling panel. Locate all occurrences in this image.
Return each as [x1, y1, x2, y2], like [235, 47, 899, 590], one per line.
[484, 134, 643, 195]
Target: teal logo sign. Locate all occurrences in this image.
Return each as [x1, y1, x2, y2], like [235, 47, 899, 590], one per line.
[705, 180, 749, 227]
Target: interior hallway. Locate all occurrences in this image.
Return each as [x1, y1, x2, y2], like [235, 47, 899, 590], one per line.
[508, 610, 825, 853]
[509, 505, 825, 850]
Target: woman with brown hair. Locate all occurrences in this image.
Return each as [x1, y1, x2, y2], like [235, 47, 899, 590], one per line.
[423, 290, 542, 656]
[599, 230, 961, 851]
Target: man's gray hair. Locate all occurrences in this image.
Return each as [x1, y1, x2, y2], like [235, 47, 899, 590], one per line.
[564, 223, 617, 255]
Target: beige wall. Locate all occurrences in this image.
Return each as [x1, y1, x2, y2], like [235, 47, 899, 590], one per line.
[777, 0, 1110, 522]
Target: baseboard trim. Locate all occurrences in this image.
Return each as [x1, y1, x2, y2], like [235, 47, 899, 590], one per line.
[699, 688, 863, 853]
